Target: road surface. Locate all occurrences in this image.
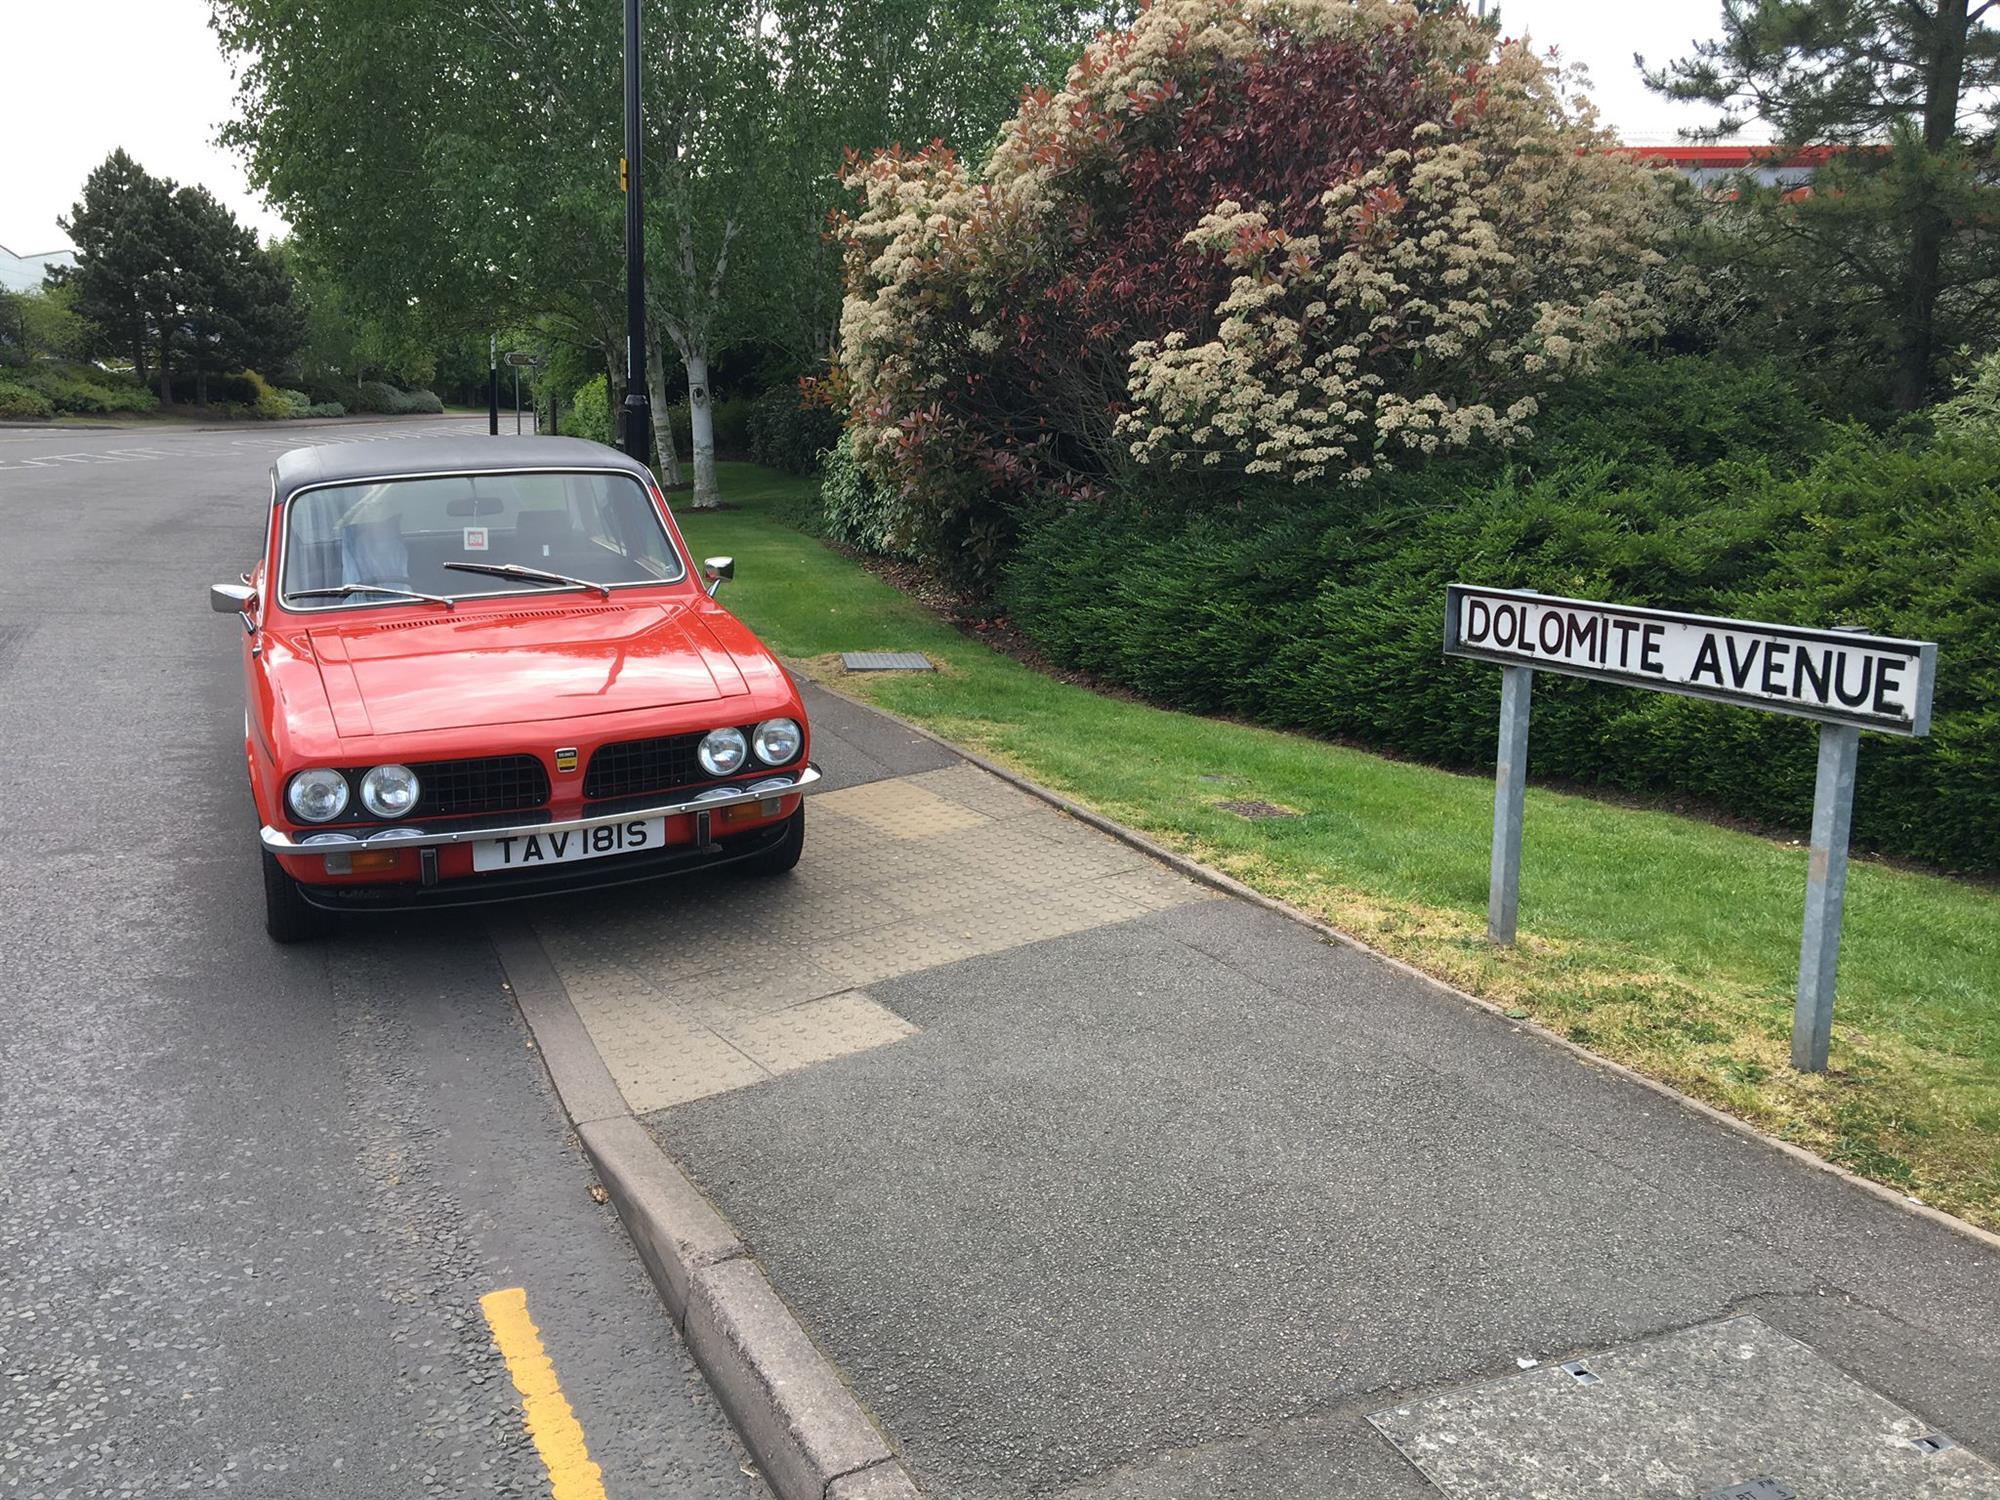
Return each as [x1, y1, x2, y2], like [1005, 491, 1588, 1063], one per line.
[0, 418, 768, 1499]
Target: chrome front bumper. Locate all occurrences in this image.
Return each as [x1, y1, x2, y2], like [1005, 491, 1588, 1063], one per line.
[260, 763, 823, 854]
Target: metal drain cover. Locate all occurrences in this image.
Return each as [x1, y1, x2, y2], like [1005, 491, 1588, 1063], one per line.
[1368, 1316, 2000, 1499]
[841, 651, 934, 672]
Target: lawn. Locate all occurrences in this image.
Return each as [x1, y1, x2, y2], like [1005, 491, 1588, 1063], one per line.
[681, 462, 2000, 1230]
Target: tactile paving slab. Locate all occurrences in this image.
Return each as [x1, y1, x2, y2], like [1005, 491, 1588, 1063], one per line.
[534, 761, 1215, 1112]
[1369, 1315, 2000, 1499]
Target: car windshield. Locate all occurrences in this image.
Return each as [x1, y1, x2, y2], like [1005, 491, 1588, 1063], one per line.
[280, 470, 685, 607]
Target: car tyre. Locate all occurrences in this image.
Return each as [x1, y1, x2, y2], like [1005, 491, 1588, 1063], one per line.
[262, 849, 336, 943]
[739, 805, 805, 877]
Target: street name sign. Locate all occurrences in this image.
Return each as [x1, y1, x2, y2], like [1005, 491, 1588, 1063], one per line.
[1443, 584, 1938, 1073]
[1444, 586, 1934, 736]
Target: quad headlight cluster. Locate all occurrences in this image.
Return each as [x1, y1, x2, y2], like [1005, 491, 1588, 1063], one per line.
[698, 719, 801, 777]
[286, 764, 422, 824]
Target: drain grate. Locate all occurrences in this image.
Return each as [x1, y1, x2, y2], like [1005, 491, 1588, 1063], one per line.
[841, 651, 935, 672]
[1215, 798, 1301, 821]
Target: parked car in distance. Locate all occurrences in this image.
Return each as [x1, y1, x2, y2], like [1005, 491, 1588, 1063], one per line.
[212, 436, 819, 941]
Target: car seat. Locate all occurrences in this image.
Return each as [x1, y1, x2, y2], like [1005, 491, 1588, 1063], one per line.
[513, 508, 581, 564]
[341, 514, 410, 590]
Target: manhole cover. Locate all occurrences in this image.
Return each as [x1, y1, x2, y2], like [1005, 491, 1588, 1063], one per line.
[1368, 1316, 1999, 1499]
[841, 651, 935, 672]
[1215, 799, 1300, 821]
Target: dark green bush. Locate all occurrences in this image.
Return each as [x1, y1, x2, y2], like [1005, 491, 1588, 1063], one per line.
[1001, 358, 2000, 871]
[0, 379, 55, 420]
[748, 387, 842, 474]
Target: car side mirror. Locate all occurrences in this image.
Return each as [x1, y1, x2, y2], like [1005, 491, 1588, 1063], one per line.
[211, 582, 256, 615]
[703, 556, 735, 597]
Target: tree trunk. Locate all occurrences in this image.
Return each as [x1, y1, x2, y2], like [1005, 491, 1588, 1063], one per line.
[158, 332, 171, 407]
[1894, 0, 1970, 411]
[604, 347, 627, 448]
[196, 366, 209, 408]
[684, 350, 720, 508]
[644, 335, 683, 486]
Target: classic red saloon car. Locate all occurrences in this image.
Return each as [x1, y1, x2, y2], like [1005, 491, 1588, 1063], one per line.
[212, 437, 819, 941]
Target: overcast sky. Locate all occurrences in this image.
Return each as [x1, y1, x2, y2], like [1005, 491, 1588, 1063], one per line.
[1, 0, 1748, 256]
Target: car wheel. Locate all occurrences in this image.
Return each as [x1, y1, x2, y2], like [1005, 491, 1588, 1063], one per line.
[739, 805, 805, 877]
[262, 849, 336, 943]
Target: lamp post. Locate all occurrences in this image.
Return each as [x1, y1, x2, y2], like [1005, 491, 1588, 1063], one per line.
[620, 0, 652, 464]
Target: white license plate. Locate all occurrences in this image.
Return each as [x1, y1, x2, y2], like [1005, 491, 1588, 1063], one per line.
[472, 817, 666, 872]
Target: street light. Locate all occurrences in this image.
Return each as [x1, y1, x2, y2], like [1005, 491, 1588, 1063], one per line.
[620, 0, 652, 464]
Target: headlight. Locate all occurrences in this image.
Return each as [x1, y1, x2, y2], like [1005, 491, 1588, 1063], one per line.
[359, 763, 421, 818]
[697, 726, 749, 777]
[752, 717, 802, 766]
[287, 769, 351, 823]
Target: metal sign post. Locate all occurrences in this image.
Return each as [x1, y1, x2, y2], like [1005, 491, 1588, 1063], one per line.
[1443, 585, 1937, 1073]
[1488, 664, 1531, 945]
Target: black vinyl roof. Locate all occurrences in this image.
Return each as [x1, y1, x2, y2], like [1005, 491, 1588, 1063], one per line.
[270, 436, 651, 503]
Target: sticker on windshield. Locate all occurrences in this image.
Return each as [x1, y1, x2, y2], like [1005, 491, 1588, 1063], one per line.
[463, 527, 489, 552]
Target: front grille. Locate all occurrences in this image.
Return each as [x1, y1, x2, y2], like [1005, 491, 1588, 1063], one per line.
[408, 754, 550, 816]
[312, 754, 552, 825]
[583, 732, 707, 800]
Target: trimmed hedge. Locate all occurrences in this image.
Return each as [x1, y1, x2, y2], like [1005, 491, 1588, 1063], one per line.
[1000, 359, 2000, 871]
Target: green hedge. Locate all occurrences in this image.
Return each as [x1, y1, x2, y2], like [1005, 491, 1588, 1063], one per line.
[3, 362, 157, 416]
[748, 387, 842, 473]
[1000, 358, 2000, 872]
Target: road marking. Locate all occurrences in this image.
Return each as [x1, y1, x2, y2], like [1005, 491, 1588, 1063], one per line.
[479, 1286, 608, 1500]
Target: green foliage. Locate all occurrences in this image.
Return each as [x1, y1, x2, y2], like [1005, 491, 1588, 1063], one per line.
[1647, 3, 2000, 412]
[245, 369, 291, 420]
[747, 386, 842, 473]
[347, 379, 443, 415]
[3, 362, 158, 415]
[999, 358, 2000, 872]
[813, 439, 911, 556]
[0, 285, 90, 365]
[304, 400, 345, 418]
[0, 380, 55, 421]
[1930, 345, 2000, 437]
[54, 152, 303, 402]
[565, 376, 612, 446]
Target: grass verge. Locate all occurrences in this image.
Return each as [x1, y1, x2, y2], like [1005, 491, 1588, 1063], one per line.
[683, 462, 2000, 1231]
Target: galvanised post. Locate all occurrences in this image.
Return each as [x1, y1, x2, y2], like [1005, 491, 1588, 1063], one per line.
[1792, 720, 1860, 1072]
[1487, 663, 1532, 945]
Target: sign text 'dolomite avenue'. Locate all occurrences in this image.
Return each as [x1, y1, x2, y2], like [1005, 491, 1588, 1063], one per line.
[1443, 585, 1936, 737]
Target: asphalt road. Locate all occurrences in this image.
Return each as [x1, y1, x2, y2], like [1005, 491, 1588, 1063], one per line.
[0, 418, 768, 1498]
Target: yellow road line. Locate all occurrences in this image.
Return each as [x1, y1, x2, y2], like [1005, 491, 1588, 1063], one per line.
[480, 1286, 608, 1500]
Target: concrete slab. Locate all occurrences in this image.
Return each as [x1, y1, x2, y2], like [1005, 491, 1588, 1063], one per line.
[1369, 1315, 2000, 1499]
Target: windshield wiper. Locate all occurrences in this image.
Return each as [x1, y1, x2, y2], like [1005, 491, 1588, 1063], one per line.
[443, 561, 612, 599]
[289, 583, 456, 610]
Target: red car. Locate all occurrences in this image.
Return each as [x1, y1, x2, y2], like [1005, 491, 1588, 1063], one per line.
[211, 437, 819, 942]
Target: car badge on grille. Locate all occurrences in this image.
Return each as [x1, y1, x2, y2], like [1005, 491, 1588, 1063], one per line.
[554, 747, 579, 774]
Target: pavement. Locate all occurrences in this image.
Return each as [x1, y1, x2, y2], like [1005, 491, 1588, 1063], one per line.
[1, 417, 767, 1498]
[514, 682, 2000, 1500]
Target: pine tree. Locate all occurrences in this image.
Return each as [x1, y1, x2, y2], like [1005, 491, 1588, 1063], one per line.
[1647, 0, 2000, 410]
[53, 149, 180, 391]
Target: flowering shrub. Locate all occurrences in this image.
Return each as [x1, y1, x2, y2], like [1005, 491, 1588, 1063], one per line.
[837, 0, 1681, 581]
